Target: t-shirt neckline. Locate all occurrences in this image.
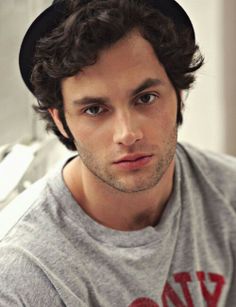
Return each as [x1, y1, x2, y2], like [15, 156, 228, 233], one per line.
[47, 152, 182, 248]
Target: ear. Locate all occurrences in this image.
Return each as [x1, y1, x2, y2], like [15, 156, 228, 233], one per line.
[48, 108, 69, 138]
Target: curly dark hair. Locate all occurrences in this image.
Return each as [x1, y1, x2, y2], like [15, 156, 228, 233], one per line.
[31, 0, 204, 151]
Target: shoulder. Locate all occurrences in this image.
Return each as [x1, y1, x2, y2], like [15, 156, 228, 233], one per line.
[177, 142, 236, 172]
[0, 177, 48, 241]
[0, 168, 66, 305]
[0, 158, 69, 242]
[0, 243, 63, 306]
[177, 142, 236, 176]
[176, 142, 236, 207]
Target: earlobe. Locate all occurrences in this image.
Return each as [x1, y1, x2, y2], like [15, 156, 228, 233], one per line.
[48, 108, 69, 138]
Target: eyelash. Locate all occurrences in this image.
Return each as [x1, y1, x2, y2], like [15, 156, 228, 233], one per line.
[137, 93, 158, 105]
[83, 93, 158, 117]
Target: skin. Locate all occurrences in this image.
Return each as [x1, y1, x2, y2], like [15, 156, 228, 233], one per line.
[49, 30, 179, 231]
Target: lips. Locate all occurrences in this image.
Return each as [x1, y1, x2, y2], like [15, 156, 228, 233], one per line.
[113, 154, 153, 170]
[114, 154, 152, 164]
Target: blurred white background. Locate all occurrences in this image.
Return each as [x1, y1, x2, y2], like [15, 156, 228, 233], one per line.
[178, 0, 236, 155]
[0, 0, 235, 208]
[0, 0, 69, 209]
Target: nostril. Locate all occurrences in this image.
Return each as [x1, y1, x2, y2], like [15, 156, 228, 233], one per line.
[115, 131, 143, 146]
[112, 114, 143, 145]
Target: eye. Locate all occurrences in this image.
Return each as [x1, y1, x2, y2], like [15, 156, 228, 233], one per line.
[84, 105, 105, 116]
[137, 93, 157, 105]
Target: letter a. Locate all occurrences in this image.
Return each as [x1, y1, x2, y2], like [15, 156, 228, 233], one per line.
[196, 271, 225, 307]
[162, 272, 194, 307]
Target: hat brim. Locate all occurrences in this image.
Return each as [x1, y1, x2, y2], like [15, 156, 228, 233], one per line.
[19, 0, 195, 95]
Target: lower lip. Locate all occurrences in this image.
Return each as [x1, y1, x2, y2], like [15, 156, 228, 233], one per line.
[114, 156, 153, 170]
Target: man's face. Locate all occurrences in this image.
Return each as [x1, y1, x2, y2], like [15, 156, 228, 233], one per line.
[57, 31, 178, 193]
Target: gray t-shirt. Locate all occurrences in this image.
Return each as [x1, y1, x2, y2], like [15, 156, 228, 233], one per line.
[0, 143, 235, 307]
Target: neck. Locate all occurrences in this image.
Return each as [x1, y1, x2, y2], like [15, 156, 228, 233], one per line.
[63, 156, 175, 231]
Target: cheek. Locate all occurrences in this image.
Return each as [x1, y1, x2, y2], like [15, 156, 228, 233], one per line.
[159, 97, 178, 129]
[161, 108, 177, 128]
[70, 119, 112, 150]
[148, 103, 177, 132]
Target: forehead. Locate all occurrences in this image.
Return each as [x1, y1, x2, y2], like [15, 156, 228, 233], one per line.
[61, 30, 170, 98]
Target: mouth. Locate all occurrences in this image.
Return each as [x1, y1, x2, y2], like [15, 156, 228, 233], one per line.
[114, 154, 152, 163]
[113, 154, 153, 170]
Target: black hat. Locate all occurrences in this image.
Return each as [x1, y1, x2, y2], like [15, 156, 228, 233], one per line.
[19, 0, 195, 95]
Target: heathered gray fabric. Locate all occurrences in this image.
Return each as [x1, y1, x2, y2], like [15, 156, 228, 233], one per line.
[0, 143, 235, 307]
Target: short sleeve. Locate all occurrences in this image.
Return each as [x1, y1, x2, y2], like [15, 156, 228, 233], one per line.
[0, 244, 65, 307]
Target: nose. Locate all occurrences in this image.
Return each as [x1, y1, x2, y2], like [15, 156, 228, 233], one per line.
[112, 110, 143, 146]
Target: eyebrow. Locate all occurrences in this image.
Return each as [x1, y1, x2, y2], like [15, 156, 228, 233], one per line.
[72, 78, 163, 106]
[131, 78, 163, 97]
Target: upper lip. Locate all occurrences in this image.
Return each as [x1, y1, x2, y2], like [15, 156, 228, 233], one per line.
[114, 153, 153, 163]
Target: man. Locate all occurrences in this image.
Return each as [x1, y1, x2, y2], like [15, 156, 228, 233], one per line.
[0, 0, 235, 306]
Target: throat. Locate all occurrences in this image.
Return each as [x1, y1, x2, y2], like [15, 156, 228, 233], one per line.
[132, 210, 159, 229]
[63, 155, 175, 232]
[79, 190, 169, 231]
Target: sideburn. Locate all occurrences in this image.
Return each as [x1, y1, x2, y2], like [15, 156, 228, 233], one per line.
[58, 108, 75, 143]
[175, 90, 183, 126]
